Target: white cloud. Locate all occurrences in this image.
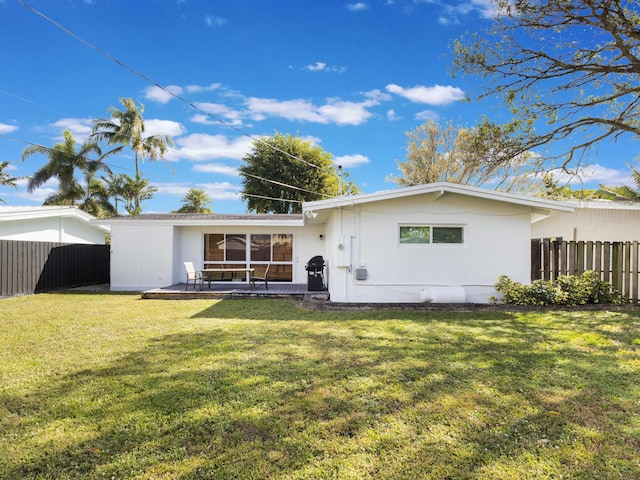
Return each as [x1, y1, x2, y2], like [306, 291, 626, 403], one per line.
[347, 2, 368, 11]
[364, 89, 393, 102]
[186, 83, 222, 93]
[51, 118, 93, 142]
[414, 0, 500, 24]
[415, 109, 440, 121]
[0, 122, 17, 134]
[175, 134, 253, 161]
[306, 62, 327, 71]
[197, 182, 242, 200]
[205, 15, 227, 27]
[143, 85, 184, 104]
[471, 0, 501, 18]
[386, 83, 465, 105]
[318, 99, 376, 125]
[303, 62, 346, 73]
[246, 97, 326, 123]
[556, 164, 634, 187]
[144, 119, 187, 139]
[156, 181, 241, 201]
[192, 102, 244, 125]
[193, 163, 241, 176]
[334, 154, 370, 168]
[12, 178, 57, 203]
[246, 96, 377, 126]
[387, 109, 400, 121]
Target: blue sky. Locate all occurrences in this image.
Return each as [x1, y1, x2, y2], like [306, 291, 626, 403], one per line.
[0, 0, 637, 214]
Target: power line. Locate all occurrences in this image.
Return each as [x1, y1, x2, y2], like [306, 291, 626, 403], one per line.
[16, 0, 334, 179]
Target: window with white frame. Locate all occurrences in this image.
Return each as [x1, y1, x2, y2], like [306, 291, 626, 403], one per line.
[399, 225, 464, 244]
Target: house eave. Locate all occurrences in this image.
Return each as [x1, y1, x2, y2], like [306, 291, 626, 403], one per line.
[0, 206, 111, 234]
[303, 182, 576, 216]
[93, 213, 305, 228]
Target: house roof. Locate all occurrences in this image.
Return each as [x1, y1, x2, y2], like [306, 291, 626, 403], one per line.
[92, 183, 575, 228]
[0, 206, 111, 234]
[302, 182, 575, 223]
[93, 213, 304, 227]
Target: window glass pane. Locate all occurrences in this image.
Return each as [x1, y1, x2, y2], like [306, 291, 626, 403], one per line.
[251, 263, 292, 282]
[400, 226, 430, 244]
[204, 233, 224, 261]
[433, 227, 464, 244]
[226, 234, 246, 261]
[273, 234, 293, 261]
[251, 234, 271, 261]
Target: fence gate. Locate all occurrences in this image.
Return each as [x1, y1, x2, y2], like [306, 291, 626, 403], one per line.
[0, 240, 110, 297]
[531, 238, 640, 303]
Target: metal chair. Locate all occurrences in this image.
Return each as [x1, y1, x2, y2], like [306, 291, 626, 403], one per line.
[250, 263, 270, 290]
[184, 262, 203, 290]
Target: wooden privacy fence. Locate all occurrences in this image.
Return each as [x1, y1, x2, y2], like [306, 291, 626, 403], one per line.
[532, 238, 639, 303]
[0, 240, 110, 297]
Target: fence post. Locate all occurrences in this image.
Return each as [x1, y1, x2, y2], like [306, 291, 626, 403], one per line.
[623, 242, 631, 299]
[611, 243, 622, 293]
[531, 239, 542, 281]
[633, 241, 639, 304]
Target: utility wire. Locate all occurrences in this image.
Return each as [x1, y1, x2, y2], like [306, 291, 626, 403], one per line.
[16, 0, 334, 181]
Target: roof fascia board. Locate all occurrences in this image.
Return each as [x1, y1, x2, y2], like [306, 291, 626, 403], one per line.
[93, 218, 305, 228]
[0, 207, 110, 233]
[303, 182, 575, 213]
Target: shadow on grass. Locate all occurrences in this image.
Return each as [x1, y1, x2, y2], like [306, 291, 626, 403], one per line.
[3, 306, 640, 479]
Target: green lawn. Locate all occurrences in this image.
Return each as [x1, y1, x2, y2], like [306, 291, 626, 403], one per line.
[1, 294, 639, 479]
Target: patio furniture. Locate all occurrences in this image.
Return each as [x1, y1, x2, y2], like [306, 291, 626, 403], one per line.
[201, 267, 255, 290]
[184, 262, 203, 290]
[250, 263, 270, 290]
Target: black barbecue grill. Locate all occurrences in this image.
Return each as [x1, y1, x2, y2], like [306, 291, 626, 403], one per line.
[305, 255, 326, 291]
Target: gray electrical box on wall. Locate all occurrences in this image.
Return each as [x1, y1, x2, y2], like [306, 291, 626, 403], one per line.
[355, 268, 368, 280]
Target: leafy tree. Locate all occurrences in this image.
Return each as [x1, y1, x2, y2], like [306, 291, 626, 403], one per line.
[120, 173, 157, 216]
[21, 130, 111, 206]
[452, 0, 640, 170]
[174, 188, 214, 214]
[91, 98, 174, 212]
[389, 119, 535, 191]
[0, 161, 21, 204]
[239, 132, 359, 214]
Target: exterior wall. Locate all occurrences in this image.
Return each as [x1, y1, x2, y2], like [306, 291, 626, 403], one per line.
[175, 224, 325, 285]
[110, 224, 174, 290]
[0, 216, 106, 244]
[322, 193, 533, 303]
[532, 206, 640, 242]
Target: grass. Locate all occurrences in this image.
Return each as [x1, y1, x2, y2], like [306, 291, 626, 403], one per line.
[1, 294, 639, 479]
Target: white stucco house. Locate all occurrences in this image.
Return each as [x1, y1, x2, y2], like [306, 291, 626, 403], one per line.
[0, 206, 110, 244]
[532, 200, 640, 242]
[96, 183, 573, 303]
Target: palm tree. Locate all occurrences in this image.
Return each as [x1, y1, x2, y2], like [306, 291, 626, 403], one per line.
[596, 165, 640, 201]
[0, 161, 21, 204]
[77, 167, 117, 218]
[103, 171, 127, 215]
[120, 173, 157, 216]
[91, 98, 174, 212]
[21, 130, 111, 206]
[173, 188, 214, 213]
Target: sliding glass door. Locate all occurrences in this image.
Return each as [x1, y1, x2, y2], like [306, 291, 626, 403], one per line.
[204, 233, 293, 282]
